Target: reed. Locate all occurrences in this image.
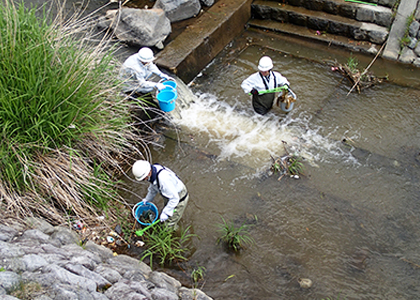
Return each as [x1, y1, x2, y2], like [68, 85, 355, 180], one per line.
[0, 0, 156, 226]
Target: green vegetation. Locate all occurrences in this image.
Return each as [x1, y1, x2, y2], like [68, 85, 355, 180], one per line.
[0, 0, 147, 226]
[191, 265, 206, 299]
[141, 224, 196, 269]
[271, 153, 305, 179]
[400, 11, 416, 49]
[217, 217, 254, 251]
[346, 56, 359, 74]
[286, 155, 304, 175]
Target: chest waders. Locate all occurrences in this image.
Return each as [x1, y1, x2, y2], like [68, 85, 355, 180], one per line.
[252, 71, 277, 115]
[153, 165, 189, 230]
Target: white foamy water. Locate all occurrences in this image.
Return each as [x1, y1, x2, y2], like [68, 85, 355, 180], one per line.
[171, 91, 358, 171]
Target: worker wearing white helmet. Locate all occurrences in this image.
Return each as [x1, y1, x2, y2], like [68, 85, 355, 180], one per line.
[120, 47, 173, 95]
[132, 160, 189, 230]
[241, 56, 291, 115]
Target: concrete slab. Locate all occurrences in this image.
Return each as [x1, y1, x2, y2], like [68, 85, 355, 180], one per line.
[383, 0, 418, 61]
[155, 0, 252, 83]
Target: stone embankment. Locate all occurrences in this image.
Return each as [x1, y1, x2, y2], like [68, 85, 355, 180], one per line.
[0, 218, 212, 300]
[250, 0, 420, 67]
[383, 0, 420, 67]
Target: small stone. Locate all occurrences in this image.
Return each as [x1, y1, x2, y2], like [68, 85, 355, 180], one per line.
[298, 278, 313, 289]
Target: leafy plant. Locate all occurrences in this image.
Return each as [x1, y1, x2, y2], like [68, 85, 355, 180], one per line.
[217, 217, 254, 251]
[191, 265, 206, 300]
[270, 153, 305, 179]
[192, 265, 206, 285]
[400, 11, 416, 49]
[346, 56, 359, 74]
[287, 155, 304, 175]
[141, 224, 196, 269]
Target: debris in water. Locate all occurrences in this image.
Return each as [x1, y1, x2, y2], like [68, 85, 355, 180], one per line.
[135, 240, 145, 247]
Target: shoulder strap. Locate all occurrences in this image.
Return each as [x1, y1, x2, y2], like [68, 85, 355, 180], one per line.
[259, 71, 276, 90]
[153, 164, 182, 192]
[152, 164, 166, 191]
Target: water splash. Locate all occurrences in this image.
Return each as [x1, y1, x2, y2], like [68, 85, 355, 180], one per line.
[170, 89, 358, 171]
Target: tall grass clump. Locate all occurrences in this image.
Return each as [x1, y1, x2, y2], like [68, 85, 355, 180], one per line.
[0, 0, 150, 225]
[141, 224, 196, 269]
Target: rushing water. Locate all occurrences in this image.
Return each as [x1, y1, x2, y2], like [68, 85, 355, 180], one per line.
[128, 33, 420, 300]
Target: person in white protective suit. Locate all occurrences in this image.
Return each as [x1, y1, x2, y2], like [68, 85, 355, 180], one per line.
[132, 160, 189, 231]
[241, 56, 291, 115]
[120, 47, 172, 97]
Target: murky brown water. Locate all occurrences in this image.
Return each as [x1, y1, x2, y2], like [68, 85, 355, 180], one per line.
[124, 30, 420, 300]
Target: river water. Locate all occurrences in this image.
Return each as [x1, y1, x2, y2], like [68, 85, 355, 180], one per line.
[22, 0, 420, 299]
[128, 30, 420, 300]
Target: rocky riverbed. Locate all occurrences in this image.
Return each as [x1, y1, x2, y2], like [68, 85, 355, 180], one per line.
[0, 217, 212, 300]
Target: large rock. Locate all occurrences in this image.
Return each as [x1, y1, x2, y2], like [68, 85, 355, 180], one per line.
[154, 0, 201, 22]
[98, 8, 171, 49]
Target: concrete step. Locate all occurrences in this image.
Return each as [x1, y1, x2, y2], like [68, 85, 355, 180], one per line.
[248, 18, 380, 54]
[262, 0, 394, 27]
[251, 0, 389, 44]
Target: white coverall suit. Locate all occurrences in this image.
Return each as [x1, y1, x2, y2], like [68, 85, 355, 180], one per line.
[144, 164, 189, 230]
[241, 70, 289, 115]
[120, 53, 169, 94]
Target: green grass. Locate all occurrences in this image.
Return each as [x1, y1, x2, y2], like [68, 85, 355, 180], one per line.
[0, 0, 149, 226]
[141, 224, 196, 269]
[0, 1, 125, 192]
[346, 56, 359, 74]
[217, 216, 254, 252]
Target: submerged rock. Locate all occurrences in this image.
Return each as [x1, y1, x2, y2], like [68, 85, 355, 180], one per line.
[298, 278, 313, 289]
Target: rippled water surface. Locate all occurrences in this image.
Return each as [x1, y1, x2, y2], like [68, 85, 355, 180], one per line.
[132, 36, 420, 300]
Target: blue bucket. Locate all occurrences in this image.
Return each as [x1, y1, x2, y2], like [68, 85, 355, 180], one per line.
[163, 80, 177, 90]
[157, 90, 177, 112]
[134, 202, 159, 226]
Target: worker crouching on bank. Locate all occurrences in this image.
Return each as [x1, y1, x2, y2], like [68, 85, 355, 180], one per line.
[132, 160, 189, 231]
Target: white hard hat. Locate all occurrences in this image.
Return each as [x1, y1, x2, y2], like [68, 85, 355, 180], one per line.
[258, 56, 273, 71]
[132, 160, 151, 181]
[137, 47, 155, 63]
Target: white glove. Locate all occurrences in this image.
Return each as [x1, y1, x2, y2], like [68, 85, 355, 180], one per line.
[156, 83, 166, 90]
[142, 199, 148, 205]
[160, 212, 169, 222]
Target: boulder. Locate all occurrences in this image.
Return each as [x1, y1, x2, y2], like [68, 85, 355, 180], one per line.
[98, 8, 171, 49]
[154, 0, 201, 23]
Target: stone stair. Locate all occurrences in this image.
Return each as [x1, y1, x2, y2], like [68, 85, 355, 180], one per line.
[248, 0, 395, 54]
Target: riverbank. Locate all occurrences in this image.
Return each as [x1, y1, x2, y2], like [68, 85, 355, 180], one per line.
[0, 217, 212, 300]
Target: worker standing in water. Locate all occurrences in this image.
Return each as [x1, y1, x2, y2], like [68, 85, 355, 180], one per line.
[241, 56, 291, 115]
[120, 47, 172, 100]
[132, 160, 189, 231]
